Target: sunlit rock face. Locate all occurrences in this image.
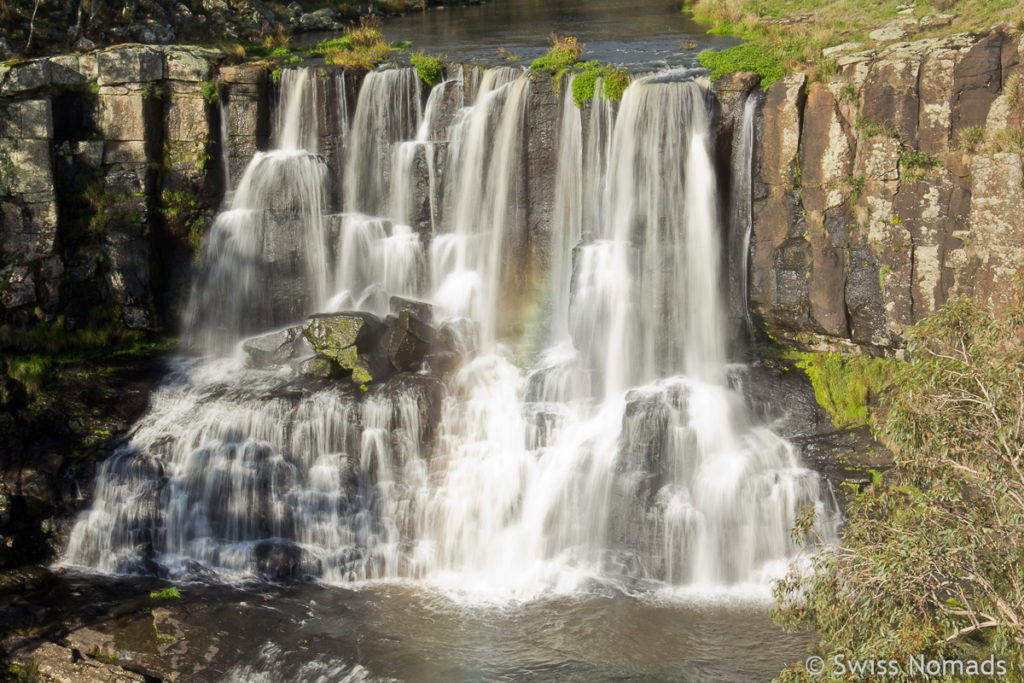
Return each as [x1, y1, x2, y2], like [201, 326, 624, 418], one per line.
[743, 28, 1024, 352]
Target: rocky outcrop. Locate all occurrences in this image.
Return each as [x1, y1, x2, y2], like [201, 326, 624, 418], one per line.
[731, 27, 1024, 352]
[1, 44, 223, 331]
[300, 302, 462, 386]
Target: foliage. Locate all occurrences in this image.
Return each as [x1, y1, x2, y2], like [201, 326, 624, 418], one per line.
[346, 15, 384, 48]
[410, 52, 443, 86]
[698, 43, 786, 88]
[845, 173, 866, 203]
[313, 17, 400, 71]
[774, 291, 1024, 679]
[149, 586, 181, 600]
[987, 128, 1024, 154]
[569, 61, 631, 106]
[855, 116, 900, 139]
[787, 351, 897, 428]
[530, 34, 583, 72]
[957, 125, 985, 153]
[602, 67, 630, 101]
[900, 149, 941, 182]
[200, 79, 219, 104]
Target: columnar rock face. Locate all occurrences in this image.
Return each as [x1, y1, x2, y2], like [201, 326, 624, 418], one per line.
[729, 28, 1024, 352]
[1, 44, 225, 331]
[219, 63, 269, 186]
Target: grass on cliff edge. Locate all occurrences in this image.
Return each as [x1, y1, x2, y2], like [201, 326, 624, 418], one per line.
[687, 0, 1024, 85]
[531, 35, 631, 106]
[309, 16, 404, 70]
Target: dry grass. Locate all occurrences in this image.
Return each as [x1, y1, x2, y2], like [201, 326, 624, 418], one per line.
[346, 15, 384, 48]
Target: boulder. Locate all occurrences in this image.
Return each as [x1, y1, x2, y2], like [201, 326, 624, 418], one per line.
[425, 317, 478, 377]
[297, 355, 339, 378]
[389, 295, 433, 323]
[243, 326, 302, 367]
[302, 312, 392, 386]
[383, 310, 435, 372]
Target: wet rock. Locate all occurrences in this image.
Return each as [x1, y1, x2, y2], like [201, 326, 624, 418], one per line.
[253, 540, 307, 582]
[389, 295, 434, 323]
[383, 310, 435, 372]
[297, 355, 339, 378]
[425, 317, 477, 377]
[242, 326, 302, 367]
[302, 312, 392, 386]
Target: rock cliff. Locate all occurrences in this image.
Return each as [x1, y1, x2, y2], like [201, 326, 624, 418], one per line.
[719, 27, 1024, 353]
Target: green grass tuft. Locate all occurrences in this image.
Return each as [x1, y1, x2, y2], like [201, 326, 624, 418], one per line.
[698, 43, 786, 88]
[149, 586, 181, 600]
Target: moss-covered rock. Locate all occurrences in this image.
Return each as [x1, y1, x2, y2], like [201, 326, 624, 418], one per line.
[301, 312, 391, 386]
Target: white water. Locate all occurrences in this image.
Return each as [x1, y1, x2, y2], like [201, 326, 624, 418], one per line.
[67, 66, 834, 598]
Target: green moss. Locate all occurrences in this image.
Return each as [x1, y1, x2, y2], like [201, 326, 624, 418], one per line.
[200, 79, 219, 104]
[149, 586, 181, 600]
[698, 43, 786, 88]
[603, 68, 630, 101]
[786, 350, 899, 428]
[569, 61, 631, 107]
[352, 364, 372, 384]
[571, 68, 600, 107]
[410, 52, 443, 86]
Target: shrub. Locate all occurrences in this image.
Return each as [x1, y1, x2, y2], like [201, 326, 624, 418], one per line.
[346, 15, 384, 48]
[698, 43, 786, 88]
[774, 291, 1024, 678]
[312, 17, 396, 71]
[957, 125, 984, 153]
[410, 52, 443, 86]
[530, 34, 583, 71]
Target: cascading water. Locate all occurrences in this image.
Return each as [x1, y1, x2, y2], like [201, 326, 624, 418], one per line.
[66, 63, 834, 596]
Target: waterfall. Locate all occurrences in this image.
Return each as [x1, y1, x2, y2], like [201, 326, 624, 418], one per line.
[183, 68, 330, 353]
[66, 64, 835, 595]
[732, 94, 759, 337]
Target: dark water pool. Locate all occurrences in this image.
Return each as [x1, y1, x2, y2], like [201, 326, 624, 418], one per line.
[5, 573, 810, 681]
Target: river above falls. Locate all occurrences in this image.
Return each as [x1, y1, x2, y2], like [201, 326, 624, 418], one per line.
[307, 0, 740, 70]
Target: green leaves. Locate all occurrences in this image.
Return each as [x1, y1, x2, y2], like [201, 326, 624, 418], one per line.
[774, 290, 1024, 677]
